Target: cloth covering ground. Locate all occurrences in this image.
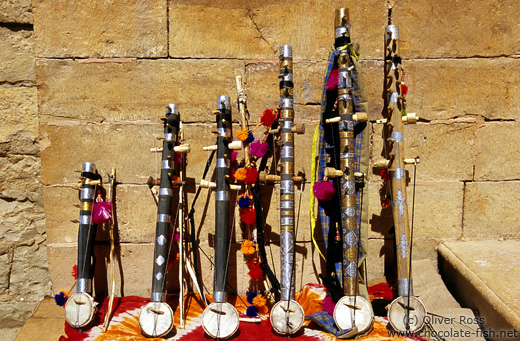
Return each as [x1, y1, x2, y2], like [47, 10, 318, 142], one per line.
[59, 284, 425, 341]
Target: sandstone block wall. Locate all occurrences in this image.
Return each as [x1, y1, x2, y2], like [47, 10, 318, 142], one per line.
[27, 0, 520, 300]
[0, 0, 51, 332]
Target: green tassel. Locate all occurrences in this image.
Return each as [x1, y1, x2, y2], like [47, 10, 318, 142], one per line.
[402, 108, 407, 116]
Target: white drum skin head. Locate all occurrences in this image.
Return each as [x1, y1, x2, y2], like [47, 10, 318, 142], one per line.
[138, 302, 174, 338]
[64, 292, 97, 329]
[387, 296, 426, 333]
[333, 295, 373, 334]
[269, 299, 305, 335]
[201, 302, 239, 339]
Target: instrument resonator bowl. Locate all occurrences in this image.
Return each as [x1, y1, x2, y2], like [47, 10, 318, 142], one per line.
[333, 295, 373, 334]
[387, 295, 426, 333]
[138, 302, 174, 338]
[201, 302, 239, 340]
[64, 292, 97, 328]
[270, 299, 305, 335]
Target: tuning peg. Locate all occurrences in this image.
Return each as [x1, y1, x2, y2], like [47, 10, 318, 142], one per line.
[203, 145, 217, 151]
[324, 167, 343, 179]
[228, 140, 243, 150]
[173, 144, 190, 153]
[200, 179, 216, 189]
[325, 116, 341, 124]
[291, 123, 305, 134]
[354, 112, 368, 122]
[259, 171, 280, 183]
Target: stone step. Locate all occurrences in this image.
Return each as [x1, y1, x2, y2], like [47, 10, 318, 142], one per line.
[438, 240, 520, 341]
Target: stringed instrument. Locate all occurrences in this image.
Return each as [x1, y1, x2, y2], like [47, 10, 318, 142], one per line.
[377, 19, 426, 333]
[267, 45, 306, 335]
[65, 162, 102, 329]
[139, 104, 189, 338]
[323, 8, 374, 336]
[200, 96, 241, 339]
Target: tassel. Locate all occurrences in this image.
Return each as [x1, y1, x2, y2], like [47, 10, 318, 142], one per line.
[71, 264, 77, 280]
[244, 167, 258, 184]
[240, 208, 256, 225]
[237, 128, 249, 141]
[260, 108, 276, 127]
[245, 133, 254, 143]
[238, 194, 252, 208]
[240, 240, 256, 255]
[247, 258, 263, 280]
[246, 305, 259, 317]
[249, 140, 269, 158]
[247, 292, 258, 304]
[326, 68, 339, 91]
[252, 295, 266, 308]
[234, 167, 247, 181]
[54, 291, 69, 306]
[231, 151, 239, 163]
[380, 169, 391, 181]
[313, 181, 335, 201]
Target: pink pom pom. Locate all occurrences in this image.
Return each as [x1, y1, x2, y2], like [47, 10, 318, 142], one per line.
[322, 296, 335, 315]
[326, 69, 339, 91]
[313, 181, 335, 201]
[249, 140, 269, 158]
[231, 151, 239, 163]
[174, 152, 182, 164]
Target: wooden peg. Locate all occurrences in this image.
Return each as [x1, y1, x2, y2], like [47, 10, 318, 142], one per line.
[173, 144, 190, 153]
[291, 123, 305, 134]
[353, 112, 368, 122]
[203, 145, 217, 151]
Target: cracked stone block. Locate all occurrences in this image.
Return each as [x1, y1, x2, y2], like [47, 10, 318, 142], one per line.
[33, 0, 167, 58]
[0, 87, 38, 144]
[0, 254, 10, 295]
[35, 58, 244, 124]
[0, 302, 35, 328]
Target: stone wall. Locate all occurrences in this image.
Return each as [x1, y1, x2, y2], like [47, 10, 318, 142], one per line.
[0, 0, 52, 335]
[30, 0, 520, 300]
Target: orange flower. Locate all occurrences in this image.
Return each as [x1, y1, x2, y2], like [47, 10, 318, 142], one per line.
[241, 240, 255, 255]
[256, 304, 268, 314]
[236, 128, 249, 141]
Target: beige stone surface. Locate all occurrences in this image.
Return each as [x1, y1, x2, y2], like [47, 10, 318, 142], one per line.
[33, 0, 167, 58]
[0, 26, 34, 84]
[463, 181, 520, 238]
[405, 58, 520, 121]
[474, 122, 520, 181]
[14, 298, 66, 341]
[439, 241, 520, 334]
[393, 0, 520, 59]
[0, 0, 32, 24]
[0, 88, 38, 143]
[170, 1, 520, 60]
[372, 122, 476, 181]
[35, 58, 245, 123]
[368, 181, 464, 239]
